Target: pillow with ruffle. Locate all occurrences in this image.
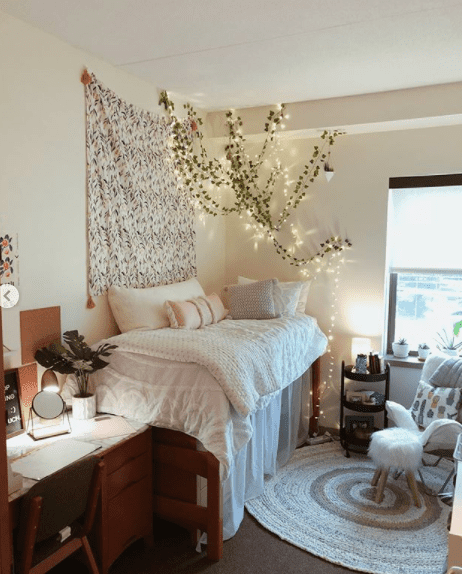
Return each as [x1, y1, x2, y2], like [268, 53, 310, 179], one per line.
[165, 293, 228, 329]
[200, 293, 228, 323]
[165, 300, 202, 329]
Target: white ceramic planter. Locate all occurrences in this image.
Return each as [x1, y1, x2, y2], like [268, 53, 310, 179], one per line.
[392, 342, 410, 358]
[442, 348, 459, 357]
[418, 347, 430, 360]
[72, 394, 96, 420]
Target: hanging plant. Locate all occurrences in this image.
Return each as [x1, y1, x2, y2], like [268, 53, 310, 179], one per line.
[159, 91, 351, 266]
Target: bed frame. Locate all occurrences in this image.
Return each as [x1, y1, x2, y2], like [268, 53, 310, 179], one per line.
[151, 357, 321, 560]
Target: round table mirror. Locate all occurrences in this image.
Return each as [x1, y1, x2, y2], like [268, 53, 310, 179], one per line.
[32, 390, 65, 420]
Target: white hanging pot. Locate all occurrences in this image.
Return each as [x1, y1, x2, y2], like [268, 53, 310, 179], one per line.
[72, 394, 96, 420]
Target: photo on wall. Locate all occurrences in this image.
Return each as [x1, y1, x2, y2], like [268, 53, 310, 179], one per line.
[0, 232, 19, 287]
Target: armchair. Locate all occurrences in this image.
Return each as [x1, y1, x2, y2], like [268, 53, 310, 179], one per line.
[386, 352, 462, 494]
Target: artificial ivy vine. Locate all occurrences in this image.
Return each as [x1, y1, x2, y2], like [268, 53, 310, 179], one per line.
[159, 91, 351, 266]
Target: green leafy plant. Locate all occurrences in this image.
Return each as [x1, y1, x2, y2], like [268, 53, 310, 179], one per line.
[395, 337, 408, 345]
[159, 91, 352, 267]
[34, 331, 117, 397]
[435, 329, 462, 352]
[418, 343, 430, 350]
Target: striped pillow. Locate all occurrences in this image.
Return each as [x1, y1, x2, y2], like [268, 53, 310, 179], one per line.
[224, 279, 280, 320]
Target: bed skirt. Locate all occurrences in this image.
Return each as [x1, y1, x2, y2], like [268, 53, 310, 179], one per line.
[220, 371, 309, 539]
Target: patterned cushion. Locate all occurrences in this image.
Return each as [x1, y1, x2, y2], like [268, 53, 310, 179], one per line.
[409, 381, 462, 428]
[225, 279, 280, 320]
[237, 276, 308, 316]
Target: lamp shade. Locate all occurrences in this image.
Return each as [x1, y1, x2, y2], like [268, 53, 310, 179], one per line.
[351, 337, 372, 364]
[41, 369, 60, 392]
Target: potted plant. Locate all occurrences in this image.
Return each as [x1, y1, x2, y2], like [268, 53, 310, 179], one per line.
[435, 329, 462, 356]
[392, 337, 410, 358]
[34, 330, 117, 419]
[417, 343, 430, 361]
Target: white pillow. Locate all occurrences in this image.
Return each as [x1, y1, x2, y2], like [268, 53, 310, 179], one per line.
[385, 400, 419, 432]
[237, 276, 311, 315]
[108, 277, 205, 333]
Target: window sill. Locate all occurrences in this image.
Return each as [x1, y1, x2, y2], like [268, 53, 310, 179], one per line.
[384, 354, 425, 370]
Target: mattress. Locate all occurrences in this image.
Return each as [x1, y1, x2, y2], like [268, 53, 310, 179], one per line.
[64, 315, 327, 479]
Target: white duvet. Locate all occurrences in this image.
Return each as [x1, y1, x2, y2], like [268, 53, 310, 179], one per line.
[65, 315, 327, 478]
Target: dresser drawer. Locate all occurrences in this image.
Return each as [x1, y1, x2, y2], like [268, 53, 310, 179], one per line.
[104, 429, 150, 475]
[107, 450, 149, 500]
[106, 475, 152, 566]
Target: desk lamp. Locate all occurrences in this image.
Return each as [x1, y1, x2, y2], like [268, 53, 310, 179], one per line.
[27, 369, 71, 440]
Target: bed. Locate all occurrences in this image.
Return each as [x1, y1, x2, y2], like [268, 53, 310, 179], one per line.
[64, 277, 327, 559]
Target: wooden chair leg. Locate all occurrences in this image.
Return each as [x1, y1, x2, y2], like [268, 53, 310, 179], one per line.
[81, 536, 99, 574]
[371, 468, 381, 487]
[405, 471, 421, 508]
[376, 469, 389, 504]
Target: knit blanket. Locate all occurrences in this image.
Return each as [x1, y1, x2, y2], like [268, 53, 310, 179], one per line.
[101, 315, 327, 417]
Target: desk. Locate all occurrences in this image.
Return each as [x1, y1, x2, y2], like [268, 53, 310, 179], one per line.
[7, 415, 153, 574]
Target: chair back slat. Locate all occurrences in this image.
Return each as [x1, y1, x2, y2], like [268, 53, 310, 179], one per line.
[20, 456, 98, 543]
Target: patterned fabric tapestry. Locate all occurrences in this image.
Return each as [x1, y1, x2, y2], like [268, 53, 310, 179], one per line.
[84, 71, 196, 297]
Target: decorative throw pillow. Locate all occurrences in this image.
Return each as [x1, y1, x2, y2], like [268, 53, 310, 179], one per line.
[190, 297, 214, 327]
[165, 300, 202, 329]
[200, 293, 228, 323]
[237, 276, 309, 315]
[224, 279, 280, 320]
[108, 277, 205, 332]
[409, 380, 462, 428]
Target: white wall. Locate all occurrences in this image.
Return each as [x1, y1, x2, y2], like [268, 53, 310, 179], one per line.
[216, 106, 462, 429]
[0, 10, 225, 365]
[2, 10, 460, 429]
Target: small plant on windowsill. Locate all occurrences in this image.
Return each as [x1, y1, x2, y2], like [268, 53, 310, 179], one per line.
[417, 343, 431, 361]
[392, 337, 410, 358]
[435, 329, 462, 356]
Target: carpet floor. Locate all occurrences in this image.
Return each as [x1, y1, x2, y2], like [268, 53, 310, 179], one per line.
[48, 513, 358, 574]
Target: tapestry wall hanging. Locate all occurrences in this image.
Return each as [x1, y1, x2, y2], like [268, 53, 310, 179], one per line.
[83, 71, 196, 299]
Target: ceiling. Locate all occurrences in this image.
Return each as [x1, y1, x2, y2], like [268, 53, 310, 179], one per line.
[2, 0, 462, 111]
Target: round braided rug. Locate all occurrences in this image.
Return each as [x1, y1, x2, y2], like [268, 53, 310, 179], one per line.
[245, 442, 451, 574]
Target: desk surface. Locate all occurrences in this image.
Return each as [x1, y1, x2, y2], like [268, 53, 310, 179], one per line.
[7, 414, 148, 504]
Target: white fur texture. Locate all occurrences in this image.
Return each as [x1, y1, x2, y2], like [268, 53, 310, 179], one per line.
[368, 428, 423, 471]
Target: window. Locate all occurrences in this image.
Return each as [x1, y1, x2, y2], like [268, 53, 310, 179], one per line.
[385, 174, 462, 355]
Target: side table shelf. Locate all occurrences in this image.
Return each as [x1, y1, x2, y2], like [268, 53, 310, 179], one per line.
[340, 360, 390, 457]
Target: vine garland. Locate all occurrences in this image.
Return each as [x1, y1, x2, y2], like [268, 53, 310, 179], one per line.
[159, 91, 352, 266]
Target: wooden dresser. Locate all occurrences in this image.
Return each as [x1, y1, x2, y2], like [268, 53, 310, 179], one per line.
[92, 427, 153, 573]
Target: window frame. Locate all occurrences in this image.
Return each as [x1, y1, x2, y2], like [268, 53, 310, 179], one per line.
[386, 173, 462, 356]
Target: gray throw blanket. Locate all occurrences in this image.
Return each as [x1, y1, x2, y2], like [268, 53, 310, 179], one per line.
[428, 357, 462, 388]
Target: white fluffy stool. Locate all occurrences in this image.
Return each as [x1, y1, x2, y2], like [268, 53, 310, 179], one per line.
[368, 427, 423, 507]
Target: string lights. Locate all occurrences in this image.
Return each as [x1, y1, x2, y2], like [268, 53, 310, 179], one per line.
[159, 91, 349, 265]
[310, 249, 345, 435]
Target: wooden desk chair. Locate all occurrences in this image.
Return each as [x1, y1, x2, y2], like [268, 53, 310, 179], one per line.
[15, 456, 105, 574]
